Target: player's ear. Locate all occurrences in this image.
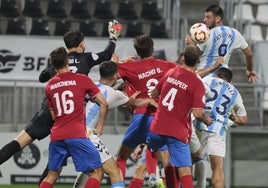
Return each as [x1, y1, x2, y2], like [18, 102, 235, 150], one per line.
[113, 73, 119, 80]
[197, 57, 200, 64]
[78, 40, 85, 51]
[215, 16, 221, 24]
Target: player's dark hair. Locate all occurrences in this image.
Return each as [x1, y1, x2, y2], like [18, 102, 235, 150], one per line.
[183, 45, 200, 67]
[133, 35, 154, 59]
[99, 60, 118, 80]
[215, 67, 233, 83]
[63, 30, 85, 49]
[176, 52, 184, 64]
[206, 5, 224, 19]
[49, 47, 68, 70]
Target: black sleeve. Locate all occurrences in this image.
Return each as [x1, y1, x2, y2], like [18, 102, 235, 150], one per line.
[39, 61, 56, 83]
[94, 38, 116, 64]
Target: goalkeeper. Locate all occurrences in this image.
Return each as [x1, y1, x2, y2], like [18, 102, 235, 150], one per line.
[0, 20, 122, 167]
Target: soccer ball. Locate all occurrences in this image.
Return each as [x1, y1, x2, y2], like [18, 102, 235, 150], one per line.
[189, 23, 210, 43]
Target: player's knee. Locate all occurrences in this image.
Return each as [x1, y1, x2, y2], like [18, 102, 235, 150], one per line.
[134, 163, 147, 178]
[90, 168, 104, 181]
[117, 145, 133, 159]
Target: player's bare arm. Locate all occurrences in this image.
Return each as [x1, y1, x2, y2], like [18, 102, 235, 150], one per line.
[192, 108, 213, 126]
[229, 105, 247, 125]
[91, 92, 108, 136]
[196, 56, 224, 78]
[130, 98, 158, 109]
[229, 113, 247, 125]
[185, 34, 195, 46]
[244, 47, 258, 83]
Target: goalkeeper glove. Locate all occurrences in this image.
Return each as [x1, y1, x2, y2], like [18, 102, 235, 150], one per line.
[108, 19, 122, 40]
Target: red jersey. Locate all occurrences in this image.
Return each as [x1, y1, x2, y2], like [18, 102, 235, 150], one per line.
[45, 72, 100, 141]
[150, 66, 205, 143]
[118, 58, 176, 115]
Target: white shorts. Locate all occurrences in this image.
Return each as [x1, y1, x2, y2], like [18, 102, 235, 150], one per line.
[190, 125, 201, 154]
[88, 130, 113, 163]
[201, 132, 226, 158]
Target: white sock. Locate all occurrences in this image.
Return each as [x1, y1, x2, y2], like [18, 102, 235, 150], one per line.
[194, 159, 206, 188]
[73, 172, 89, 188]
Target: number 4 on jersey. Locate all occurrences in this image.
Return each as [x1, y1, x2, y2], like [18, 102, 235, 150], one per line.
[162, 88, 177, 111]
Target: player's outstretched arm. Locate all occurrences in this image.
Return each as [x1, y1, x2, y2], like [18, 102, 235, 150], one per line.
[108, 19, 122, 41]
[244, 47, 258, 83]
[196, 56, 224, 78]
[95, 20, 123, 64]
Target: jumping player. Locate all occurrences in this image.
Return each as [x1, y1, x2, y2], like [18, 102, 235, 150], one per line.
[186, 5, 258, 82]
[115, 34, 177, 187]
[0, 20, 122, 165]
[73, 60, 158, 188]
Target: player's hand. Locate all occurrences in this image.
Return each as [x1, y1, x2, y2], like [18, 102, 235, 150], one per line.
[185, 34, 195, 45]
[114, 82, 125, 91]
[246, 70, 258, 83]
[212, 56, 225, 70]
[130, 91, 141, 99]
[217, 56, 225, 64]
[205, 116, 214, 126]
[132, 144, 145, 159]
[108, 19, 122, 40]
[229, 113, 236, 122]
[148, 99, 158, 108]
[94, 125, 103, 136]
[120, 55, 138, 63]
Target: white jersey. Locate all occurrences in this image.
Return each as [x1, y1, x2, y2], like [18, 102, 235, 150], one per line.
[85, 82, 129, 163]
[85, 81, 129, 129]
[196, 76, 246, 137]
[197, 25, 248, 75]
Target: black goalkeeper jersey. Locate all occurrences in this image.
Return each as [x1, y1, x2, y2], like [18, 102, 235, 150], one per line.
[39, 38, 116, 83]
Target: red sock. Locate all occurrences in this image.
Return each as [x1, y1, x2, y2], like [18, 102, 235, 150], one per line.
[164, 165, 179, 188]
[145, 148, 158, 175]
[181, 174, 194, 188]
[39, 181, 52, 188]
[85, 177, 100, 188]
[116, 157, 127, 178]
[128, 178, 143, 188]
